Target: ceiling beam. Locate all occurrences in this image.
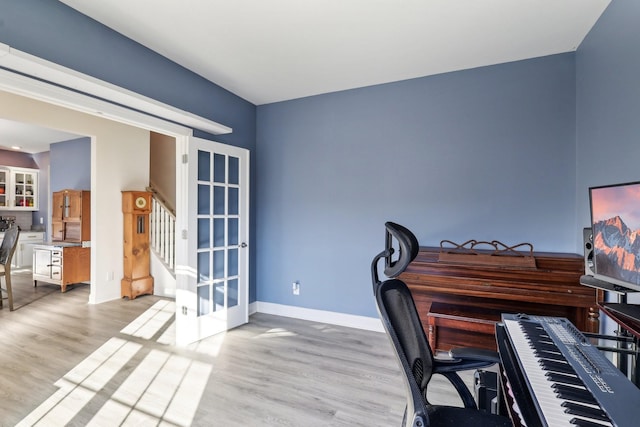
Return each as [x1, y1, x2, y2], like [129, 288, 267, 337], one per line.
[0, 43, 232, 136]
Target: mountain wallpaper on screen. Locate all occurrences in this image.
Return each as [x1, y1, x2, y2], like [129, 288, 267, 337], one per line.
[593, 216, 640, 285]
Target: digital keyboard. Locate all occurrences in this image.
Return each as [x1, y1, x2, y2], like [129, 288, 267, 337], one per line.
[496, 314, 640, 427]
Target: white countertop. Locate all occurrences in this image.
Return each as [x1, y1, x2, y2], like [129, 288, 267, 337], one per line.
[36, 241, 84, 248]
[0, 230, 45, 238]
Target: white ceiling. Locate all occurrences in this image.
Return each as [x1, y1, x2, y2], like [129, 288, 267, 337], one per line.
[0, 0, 612, 150]
[59, 0, 610, 105]
[0, 118, 82, 154]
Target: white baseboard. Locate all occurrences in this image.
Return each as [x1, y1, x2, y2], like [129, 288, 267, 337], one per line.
[249, 301, 258, 316]
[254, 301, 384, 333]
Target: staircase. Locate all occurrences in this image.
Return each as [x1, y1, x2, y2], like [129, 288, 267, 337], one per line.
[149, 190, 176, 297]
[150, 191, 175, 271]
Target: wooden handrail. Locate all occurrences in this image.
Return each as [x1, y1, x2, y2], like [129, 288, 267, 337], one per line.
[146, 185, 175, 217]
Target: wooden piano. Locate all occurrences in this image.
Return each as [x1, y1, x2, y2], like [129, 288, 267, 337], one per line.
[399, 245, 600, 352]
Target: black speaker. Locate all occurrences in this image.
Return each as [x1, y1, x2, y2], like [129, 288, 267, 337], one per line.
[583, 227, 595, 275]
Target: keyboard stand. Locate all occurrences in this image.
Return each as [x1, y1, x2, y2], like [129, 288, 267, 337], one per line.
[579, 275, 640, 384]
[597, 299, 640, 385]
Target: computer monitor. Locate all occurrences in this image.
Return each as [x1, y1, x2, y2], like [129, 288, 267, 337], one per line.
[589, 181, 640, 293]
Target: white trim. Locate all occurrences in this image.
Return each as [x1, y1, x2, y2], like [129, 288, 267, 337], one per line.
[0, 43, 232, 135]
[0, 67, 190, 137]
[255, 301, 384, 333]
[249, 301, 258, 315]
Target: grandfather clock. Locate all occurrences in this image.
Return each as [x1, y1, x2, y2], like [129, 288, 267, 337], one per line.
[121, 191, 154, 299]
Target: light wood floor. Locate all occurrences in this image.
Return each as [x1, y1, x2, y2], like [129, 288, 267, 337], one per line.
[1, 270, 475, 426]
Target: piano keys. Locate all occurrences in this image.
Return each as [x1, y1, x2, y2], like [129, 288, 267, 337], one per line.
[496, 314, 640, 427]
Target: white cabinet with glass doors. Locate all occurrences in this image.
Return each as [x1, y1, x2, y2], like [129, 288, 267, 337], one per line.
[0, 166, 38, 210]
[12, 168, 38, 210]
[0, 167, 9, 208]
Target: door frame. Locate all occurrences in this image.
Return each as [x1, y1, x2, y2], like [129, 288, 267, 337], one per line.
[0, 45, 236, 346]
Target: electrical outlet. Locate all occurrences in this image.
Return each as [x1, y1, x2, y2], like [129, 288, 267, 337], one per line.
[292, 281, 300, 295]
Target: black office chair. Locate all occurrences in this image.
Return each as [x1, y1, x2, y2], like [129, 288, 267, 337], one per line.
[371, 222, 512, 427]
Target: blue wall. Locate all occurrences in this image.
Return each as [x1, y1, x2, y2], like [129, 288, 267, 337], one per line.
[576, 1, 640, 237]
[4, 0, 636, 320]
[576, 0, 640, 311]
[50, 137, 91, 192]
[0, 0, 258, 302]
[256, 54, 577, 317]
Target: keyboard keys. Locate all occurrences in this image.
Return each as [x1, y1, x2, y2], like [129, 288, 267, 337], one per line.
[503, 318, 614, 427]
[545, 372, 584, 387]
[569, 418, 611, 427]
[562, 402, 609, 422]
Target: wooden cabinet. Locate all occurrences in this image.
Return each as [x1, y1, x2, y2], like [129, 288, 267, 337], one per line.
[51, 191, 63, 221]
[32, 244, 90, 292]
[400, 247, 599, 352]
[52, 190, 90, 242]
[43, 190, 91, 292]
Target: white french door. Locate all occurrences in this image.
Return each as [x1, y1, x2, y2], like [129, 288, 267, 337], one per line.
[175, 136, 249, 345]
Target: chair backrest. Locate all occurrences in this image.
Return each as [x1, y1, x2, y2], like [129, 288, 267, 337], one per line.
[372, 223, 433, 427]
[371, 222, 420, 288]
[375, 278, 435, 426]
[383, 222, 420, 279]
[0, 225, 20, 266]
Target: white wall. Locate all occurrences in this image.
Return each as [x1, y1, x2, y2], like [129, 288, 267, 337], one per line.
[0, 90, 150, 303]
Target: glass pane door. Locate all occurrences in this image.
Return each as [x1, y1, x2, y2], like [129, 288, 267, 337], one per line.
[196, 151, 241, 316]
[175, 136, 249, 345]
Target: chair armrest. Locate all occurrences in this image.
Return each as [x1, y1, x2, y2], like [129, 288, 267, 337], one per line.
[432, 347, 501, 408]
[449, 347, 501, 364]
[433, 347, 499, 374]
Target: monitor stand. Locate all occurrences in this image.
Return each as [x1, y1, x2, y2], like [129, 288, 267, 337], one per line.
[580, 275, 638, 294]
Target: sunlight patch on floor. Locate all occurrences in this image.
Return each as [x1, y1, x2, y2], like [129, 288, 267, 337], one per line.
[187, 331, 227, 357]
[88, 350, 212, 426]
[157, 317, 176, 345]
[17, 301, 213, 427]
[17, 338, 142, 426]
[255, 327, 298, 338]
[120, 300, 175, 340]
